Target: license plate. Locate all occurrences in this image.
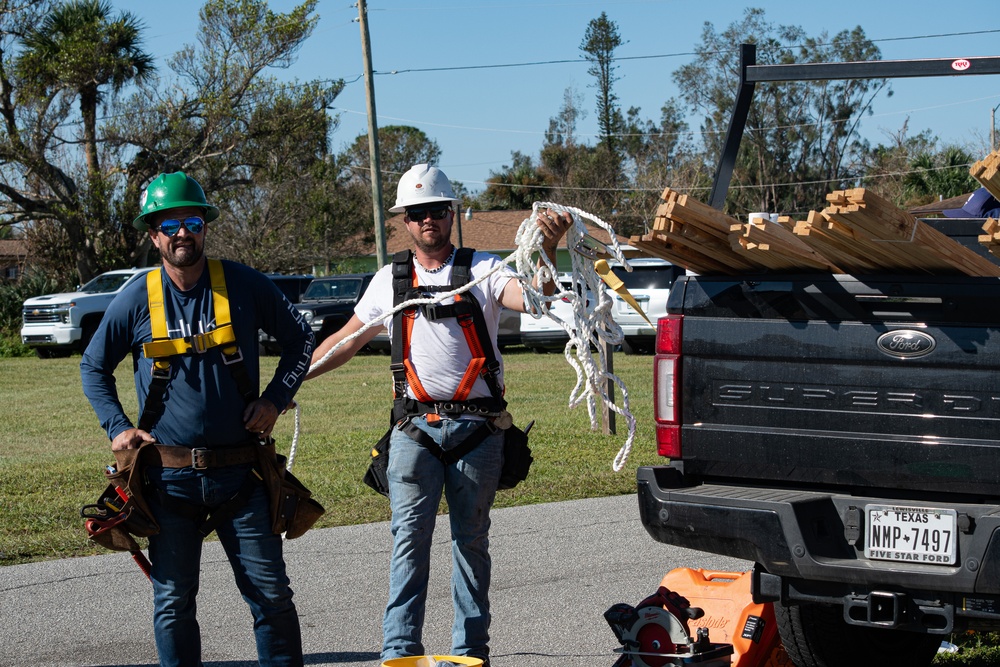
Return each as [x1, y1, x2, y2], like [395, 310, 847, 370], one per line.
[617, 296, 648, 314]
[865, 504, 957, 565]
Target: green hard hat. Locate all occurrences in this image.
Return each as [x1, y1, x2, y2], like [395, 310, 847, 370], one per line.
[132, 171, 220, 231]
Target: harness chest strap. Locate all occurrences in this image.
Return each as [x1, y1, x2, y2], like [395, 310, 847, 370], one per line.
[142, 259, 239, 359]
[137, 259, 254, 433]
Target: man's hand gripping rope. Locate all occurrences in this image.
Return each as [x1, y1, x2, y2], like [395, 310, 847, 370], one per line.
[286, 203, 640, 473]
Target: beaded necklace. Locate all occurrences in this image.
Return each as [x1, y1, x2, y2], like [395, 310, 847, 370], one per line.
[414, 246, 456, 274]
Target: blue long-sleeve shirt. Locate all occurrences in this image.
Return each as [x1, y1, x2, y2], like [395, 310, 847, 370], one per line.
[80, 260, 314, 448]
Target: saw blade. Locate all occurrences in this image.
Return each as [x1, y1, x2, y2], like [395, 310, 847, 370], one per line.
[620, 606, 691, 667]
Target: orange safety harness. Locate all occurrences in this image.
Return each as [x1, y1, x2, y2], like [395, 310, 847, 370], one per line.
[388, 248, 508, 462]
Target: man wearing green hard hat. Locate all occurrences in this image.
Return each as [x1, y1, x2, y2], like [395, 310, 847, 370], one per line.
[82, 171, 316, 666]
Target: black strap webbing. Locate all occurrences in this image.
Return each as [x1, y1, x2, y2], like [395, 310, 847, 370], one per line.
[399, 419, 497, 466]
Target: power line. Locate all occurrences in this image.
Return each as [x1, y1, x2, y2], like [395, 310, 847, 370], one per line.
[334, 89, 1000, 142]
[366, 28, 1000, 78]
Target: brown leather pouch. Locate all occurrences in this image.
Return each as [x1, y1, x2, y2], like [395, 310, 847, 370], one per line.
[256, 441, 325, 539]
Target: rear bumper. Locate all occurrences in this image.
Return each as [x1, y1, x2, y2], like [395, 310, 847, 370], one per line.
[637, 465, 1000, 597]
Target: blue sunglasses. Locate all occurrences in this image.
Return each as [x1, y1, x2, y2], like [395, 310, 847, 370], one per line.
[154, 216, 205, 237]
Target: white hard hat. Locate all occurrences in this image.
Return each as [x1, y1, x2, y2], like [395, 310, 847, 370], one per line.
[389, 164, 460, 213]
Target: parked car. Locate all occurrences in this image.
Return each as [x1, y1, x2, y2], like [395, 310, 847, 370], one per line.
[265, 273, 314, 305]
[21, 267, 155, 358]
[287, 273, 376, 355]
[607, 258, 684, 354]
[258, 273, 314, 355]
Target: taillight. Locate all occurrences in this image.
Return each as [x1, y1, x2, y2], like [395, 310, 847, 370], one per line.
[654, 315, 682, 458]
[656, 314, 682, 354]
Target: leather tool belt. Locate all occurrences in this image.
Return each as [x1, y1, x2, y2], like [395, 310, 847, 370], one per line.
[146, 443, 260, 470]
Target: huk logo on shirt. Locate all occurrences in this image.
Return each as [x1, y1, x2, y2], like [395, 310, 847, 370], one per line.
[167, 316, 217, 340]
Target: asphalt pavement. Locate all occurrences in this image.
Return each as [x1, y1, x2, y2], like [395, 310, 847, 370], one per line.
[0, 494, 747, 667]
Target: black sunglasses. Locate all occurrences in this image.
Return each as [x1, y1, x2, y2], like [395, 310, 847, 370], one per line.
[406, 204, 451, 222]
[154, 216, 206, 237]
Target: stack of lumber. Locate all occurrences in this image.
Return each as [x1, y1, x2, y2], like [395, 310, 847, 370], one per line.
[631, 187, 840, 275]
[729, 215, 841, 272]
[802, 188, 1000, 277]
[631, 188, 762, 275]
[969, 149, 1000, 259]
[979, 218, 1000, 259]
[971, 150, 1000, 201]
[630, 186, 1000, 277]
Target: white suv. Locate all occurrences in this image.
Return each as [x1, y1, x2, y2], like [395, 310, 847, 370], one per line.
[21, 267, 154, 358]
[608, 258, 684, 354]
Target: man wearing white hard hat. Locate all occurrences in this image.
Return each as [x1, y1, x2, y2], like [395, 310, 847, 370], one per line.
[308, 164, 570, 665]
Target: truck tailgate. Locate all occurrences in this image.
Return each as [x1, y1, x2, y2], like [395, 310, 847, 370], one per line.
[673, 274, 1000, 494]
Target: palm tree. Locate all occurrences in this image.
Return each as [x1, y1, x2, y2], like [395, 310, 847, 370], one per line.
[16, 0, 155, 177]
[904, 147, 978, 205]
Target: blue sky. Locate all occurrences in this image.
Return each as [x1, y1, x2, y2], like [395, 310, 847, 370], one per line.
[119, 0, 1000, 194]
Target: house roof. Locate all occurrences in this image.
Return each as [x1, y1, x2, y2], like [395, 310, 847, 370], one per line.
[908, 194, 972, 217]
[0, 239, 28, 260]
[373, 209, 629, 256]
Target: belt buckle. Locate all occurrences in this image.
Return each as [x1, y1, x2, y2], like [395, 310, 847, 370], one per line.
[191, 448, 211, 470]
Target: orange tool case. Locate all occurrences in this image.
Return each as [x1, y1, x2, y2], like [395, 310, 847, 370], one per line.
[659, 569, 790, 667]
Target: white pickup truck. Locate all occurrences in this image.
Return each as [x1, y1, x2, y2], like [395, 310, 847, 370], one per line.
[21, 267, 154, 358]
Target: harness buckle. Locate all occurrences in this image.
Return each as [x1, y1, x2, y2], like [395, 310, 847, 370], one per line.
[187, 331, 210, 354]
[423, 303, 439, 321]
[191, 448, 211, 470]
[572, 233, 614, 260]
[151, 361, 171, 380]
[221, 346, 244, 366]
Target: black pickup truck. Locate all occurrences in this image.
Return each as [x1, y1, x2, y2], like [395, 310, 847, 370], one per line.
[294, 273, 375, 344]
[636, 48, 1000, 666]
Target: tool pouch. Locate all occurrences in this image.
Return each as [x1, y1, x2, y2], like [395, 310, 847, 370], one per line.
[83, 444, 161, 552]
[256, 441, 325, 539]
[498, 422, 533, 490]
[107, 445, 160, 536]
[363, 426, 393, 498]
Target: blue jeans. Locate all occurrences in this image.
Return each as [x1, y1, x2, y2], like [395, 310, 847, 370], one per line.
[146, 463, 303, 667]
[381, 417, 503, 661]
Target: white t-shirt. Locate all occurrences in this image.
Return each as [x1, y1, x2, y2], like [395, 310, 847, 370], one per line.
[355, 251, 517, 401]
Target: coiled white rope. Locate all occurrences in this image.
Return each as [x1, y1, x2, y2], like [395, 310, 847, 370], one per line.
[285, 203, 638, 473]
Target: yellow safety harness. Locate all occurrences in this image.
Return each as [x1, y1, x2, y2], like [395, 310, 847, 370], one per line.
[142, 258, 239, 359]
[137, 259, 253, 433]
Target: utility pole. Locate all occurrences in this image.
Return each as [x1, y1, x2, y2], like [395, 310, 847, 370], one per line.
[357, 0, 388, 268]
[992, 102, 999, 152]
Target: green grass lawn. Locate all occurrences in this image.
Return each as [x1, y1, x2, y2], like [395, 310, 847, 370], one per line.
[0, 347, 661, 565]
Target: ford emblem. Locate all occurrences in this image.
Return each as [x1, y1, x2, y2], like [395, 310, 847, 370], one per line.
[876, 330, 936, 358]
